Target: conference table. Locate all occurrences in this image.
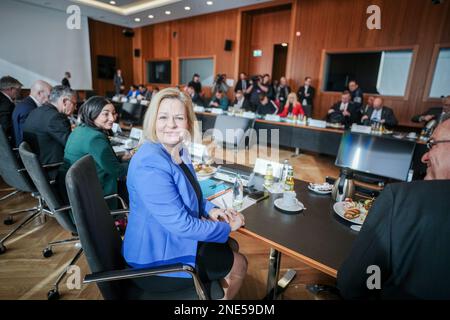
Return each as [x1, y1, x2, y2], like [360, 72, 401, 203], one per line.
[195, 111, 428, 179]
[217, 164, 359, 300]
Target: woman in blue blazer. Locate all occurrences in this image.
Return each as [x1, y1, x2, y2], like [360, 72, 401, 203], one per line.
[123, 88, 247, 299]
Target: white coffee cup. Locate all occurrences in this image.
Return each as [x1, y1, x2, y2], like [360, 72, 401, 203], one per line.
[283, 191, 297, 207]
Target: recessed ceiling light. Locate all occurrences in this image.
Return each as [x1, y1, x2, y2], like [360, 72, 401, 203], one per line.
[165, 10, 171, 15]
[134, 17, 141, 22]
[184, 6, 191, 10]
[281, 43, 288, 47]
[206, 1, 213, 5]
[148, 15, 154, 19]
[109, 1, 116, 5]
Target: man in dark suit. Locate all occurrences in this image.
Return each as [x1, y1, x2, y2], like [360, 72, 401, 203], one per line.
[297, 76, 316, 117]
[113, 69, 124, 95]
[187, 73, 202, 96]
[232, 90, 252, 112]
[360, 97, 398, 129]
[327, 91, 359, 128]
[234, 72, 249, 93]
[61, 72, 71, 88]
[348, 80, 364, 113]
[186, 84, 204, 107]
[337, 118, 450, 299]
[256, 93, 278, 116]
[0, 76, 22, 142]
[12, 80, 52, 147]
[23, 85, 76, 177]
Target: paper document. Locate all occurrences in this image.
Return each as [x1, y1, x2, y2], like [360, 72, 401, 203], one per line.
[211, 191, 256, 213]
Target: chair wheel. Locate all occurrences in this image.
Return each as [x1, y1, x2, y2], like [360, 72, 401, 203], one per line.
[42, 248, 53, 258]
[3, 217, 13, 225]
[47, 289, 60, 300]
[0, 244, 6, 254]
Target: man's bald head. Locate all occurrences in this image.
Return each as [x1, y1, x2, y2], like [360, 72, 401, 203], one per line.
[30, 80, 51, 106]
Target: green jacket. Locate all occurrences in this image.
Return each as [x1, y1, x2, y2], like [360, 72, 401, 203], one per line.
[60, 124, 128, 202]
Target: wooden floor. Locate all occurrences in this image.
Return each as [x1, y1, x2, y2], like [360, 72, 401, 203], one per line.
[0, 147, 339, 300]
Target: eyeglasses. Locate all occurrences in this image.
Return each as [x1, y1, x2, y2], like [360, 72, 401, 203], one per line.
[426, 138, 450, 150]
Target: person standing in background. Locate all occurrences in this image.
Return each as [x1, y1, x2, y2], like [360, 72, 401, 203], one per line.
[114, 69, 124, 95]
[62, 72, 71, 88]
[297, 77, 315, 117]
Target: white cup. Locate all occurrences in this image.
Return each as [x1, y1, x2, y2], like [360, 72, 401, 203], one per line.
[283, 191, 297, 207]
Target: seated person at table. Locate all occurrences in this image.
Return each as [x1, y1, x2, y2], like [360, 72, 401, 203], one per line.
[186, 84, 205, 107]
[360, 97, 398, 129]
[232, 90, 252, 112]
[411, 96, 449, 126]
[123, 88, 248, 299]
[278, 92, 305, 118]
[187, 73, 202, 96]
[23, 85, 76, 179]
[360, 95, 374, 116]
[58, 96, 131, 209]
[137, 84, 147, 100]
[209, 90, 229, 111]
[337, 118, 450, 299]
[256, 93, 279, 116]
[327, 91, 359, 128]
[126, 85, 138, 99]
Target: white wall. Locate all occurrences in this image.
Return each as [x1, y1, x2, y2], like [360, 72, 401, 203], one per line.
[0, 0, 92, 90]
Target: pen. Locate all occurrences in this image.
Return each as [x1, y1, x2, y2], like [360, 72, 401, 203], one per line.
[221, 198, 228, 209]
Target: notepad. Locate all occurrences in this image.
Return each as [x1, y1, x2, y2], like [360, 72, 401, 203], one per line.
[199, 179, 231, 200]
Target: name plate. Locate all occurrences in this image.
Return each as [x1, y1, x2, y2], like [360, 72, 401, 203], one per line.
[194, 106, 205, 113]
[351, 124, 372, 134]
[211, 108, 224, 115]
[264, 115, 281, 122]
[120, 97, 128, 103]
[129, 99, 138, 104]
[308, 119, 327, 128]
[112, 96, 120, 102]
[242, 112, 256, 119]
[140, 100, 149, 106]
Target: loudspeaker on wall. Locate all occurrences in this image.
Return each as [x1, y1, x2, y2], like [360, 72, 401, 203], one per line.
[224, 39, 232, 51]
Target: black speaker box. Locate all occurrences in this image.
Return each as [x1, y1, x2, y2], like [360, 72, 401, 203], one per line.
[122, 28, 135, 37]
[134, 49, 141, 57]
[224, 39, 232, 51]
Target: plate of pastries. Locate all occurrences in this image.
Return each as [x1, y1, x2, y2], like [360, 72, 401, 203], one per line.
[333, 198, 374, 225]
[193, 163, 217, 177]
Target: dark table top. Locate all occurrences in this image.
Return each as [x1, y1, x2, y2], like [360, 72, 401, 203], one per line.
[223, 165, 358, 278]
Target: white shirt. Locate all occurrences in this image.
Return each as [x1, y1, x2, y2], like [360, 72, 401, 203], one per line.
[339, 102, 348, 112]
[371, 108, 383, 121]
[234, 97, 244, 111]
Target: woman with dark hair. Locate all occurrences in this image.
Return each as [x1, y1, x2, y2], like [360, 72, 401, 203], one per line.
[58, 96, 131, 209]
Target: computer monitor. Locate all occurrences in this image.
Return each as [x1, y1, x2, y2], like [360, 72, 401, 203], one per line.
[335, 132, 416, 181]
[120, 102, 147, 125]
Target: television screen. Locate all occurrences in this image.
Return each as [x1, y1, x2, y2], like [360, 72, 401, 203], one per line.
[97, 55, 116, 79]
[147, 60, 171, 84]
[335, 132, 416, 181]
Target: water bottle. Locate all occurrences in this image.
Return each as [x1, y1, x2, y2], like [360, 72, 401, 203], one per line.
[281, 160, 289, 184]
[232, 174, 244, 211]
[264, 164, 274, 188]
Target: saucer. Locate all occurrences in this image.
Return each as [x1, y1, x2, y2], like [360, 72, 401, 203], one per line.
[274, 198, 305, 214]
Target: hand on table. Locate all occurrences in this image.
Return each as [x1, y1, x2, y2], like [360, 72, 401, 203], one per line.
[361, 115, 369, 121]
[343, 110, 351, 117]
[209, 208, 245, 230]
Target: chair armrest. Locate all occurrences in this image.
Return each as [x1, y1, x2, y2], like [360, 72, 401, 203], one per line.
[104, 193, 128, 209]
[84, 263, 208, 300]
[53, 205, 72, 213]
[42, 162, 63, 169]
[110, 209, 129, 216]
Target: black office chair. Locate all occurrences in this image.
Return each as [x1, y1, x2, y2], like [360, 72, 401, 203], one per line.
[18, 142, 83, 300]
[65, 155, 223, 300]
[211, 115, 254, 149]
[0, 125, 45, 254]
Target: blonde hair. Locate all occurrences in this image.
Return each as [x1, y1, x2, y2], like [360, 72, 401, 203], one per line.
[142, 87, 199, 143]
[286, 92, 298, 105]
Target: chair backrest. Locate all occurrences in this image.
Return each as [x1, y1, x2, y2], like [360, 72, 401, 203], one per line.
[0, 125, 36, 193]
[18, 142, 77, 234]
[65, 155, 127, 299]
[212, 115, 252, 147]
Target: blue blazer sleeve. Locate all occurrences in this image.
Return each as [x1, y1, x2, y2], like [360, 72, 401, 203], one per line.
[134, 160, 231, 243]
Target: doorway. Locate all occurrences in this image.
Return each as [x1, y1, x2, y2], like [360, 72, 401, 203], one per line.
[272, 44, 288, 81]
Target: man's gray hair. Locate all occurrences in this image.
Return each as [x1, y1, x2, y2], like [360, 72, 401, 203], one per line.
[49, 85, 75, 103]
[0, 76, 23, 90]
